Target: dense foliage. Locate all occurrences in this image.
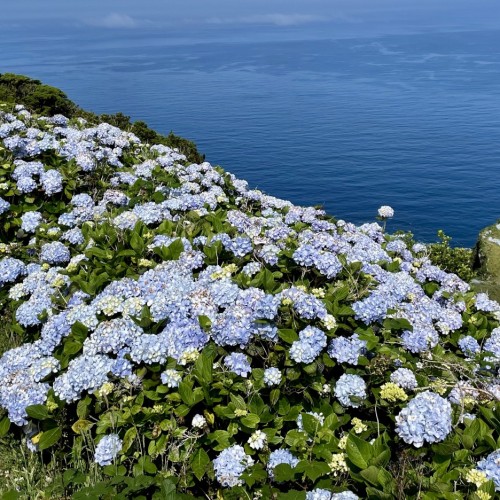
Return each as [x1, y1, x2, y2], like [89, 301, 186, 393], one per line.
[0, 73, 204, 164]
[0, 100, 498, 500]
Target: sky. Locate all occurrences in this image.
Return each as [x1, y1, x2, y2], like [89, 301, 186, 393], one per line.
[2, 0, 500, 32]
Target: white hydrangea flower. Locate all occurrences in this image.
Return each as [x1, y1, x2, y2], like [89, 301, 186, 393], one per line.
[248, 430, 267, 450]
[192, 414, 207, 429]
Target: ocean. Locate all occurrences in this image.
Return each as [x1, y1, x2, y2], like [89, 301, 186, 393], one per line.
[1, 22, 500, 246]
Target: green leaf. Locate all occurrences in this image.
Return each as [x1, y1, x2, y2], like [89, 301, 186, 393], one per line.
[241, 413, 260, 428]
[63, 340, 83, 355]
[272, 463, 295, 482]
[301, 413, 321, 435]
[432, 442, 460, 456]
[278, 329, 298, 344]
[277, 492, 306, 500]
[38, 426, 62, 450]
[295, 461, 330, 482]
[71, 419, 94, 434]
[360, 465, 382, 486]
[26, 404, 49, 421]
[76, 396, 91, 419]
[365, 487, 393, 500]
[102, 464, 127, 477]
[0, 416, 11, 437]
[130, 231, 145, 254]
[167, 239, 184, 260]
[197, 315, 212, 331]
[346, 434, 373, 469]
[122, 427, 138, 453]
[178, 381, 195, 406]
[71, 321, 89, 342]
[191, 448, 210, 481]
[383, 318, 413, 331]
[270, 389, 280, 407]
[230, 394, 247, 411]
[262, 269, 276, 292]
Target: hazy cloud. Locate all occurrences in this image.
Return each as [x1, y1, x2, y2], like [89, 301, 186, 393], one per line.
[85, 13, 138, 28]
[206, 13, 328, 26]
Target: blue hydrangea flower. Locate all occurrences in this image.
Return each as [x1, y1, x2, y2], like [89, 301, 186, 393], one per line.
[0, 257, 26, 286]
[40, 169, 63, 195]
[263, 367, 282, 386]
[328, 334, 366, 365]
[213, 444, 254, 487]
[401, 326, 439, 354]
[334, 374, 367, 408]
[390, 368, 418, 390]
[475, 293, 500, 312]
[0, 197, 10, 215]
[290, 326, 327, 364]
[458, 335, 481, 357]
[477, 450, 500, 491]
[94, 434, 122, 466]
[306, 489, 359, 500]
[161, 369, 182, 388]
[484, 328, 500, 360]
[224, 353, 251, 377]
[395, 391, 452, 447]
[241, 261, 262, 276]
[40, 242, 70, 264]
[16, 176, 37, 193]
[61, 228, 84, 245]
[267, 449, 299, 478]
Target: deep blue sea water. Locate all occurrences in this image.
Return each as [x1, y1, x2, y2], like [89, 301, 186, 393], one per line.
[1, 23, 500, 246]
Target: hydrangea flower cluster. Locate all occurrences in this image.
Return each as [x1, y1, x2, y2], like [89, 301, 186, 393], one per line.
[290, 326, 327, 364]
[263, 367, 282, 386]
[20, 211, 43, 232]
[224, 353, 252, 377]
[476, 450, 500, 491]
[267, 449, 299, 478]
[306, 489, 359, 500]
[395, 391, 452, 447]
[390, 368, 418, 390]
[213, 444, 254, 487]
[334, 374, 367, 408]
[328, 334, 366, 365]
[378, 205, 394, 218]
[94, 434, 123, 466]
[458, 335, 481, 357]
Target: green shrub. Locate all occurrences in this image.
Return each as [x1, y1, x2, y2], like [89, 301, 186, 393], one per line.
[0, 95, 498, 500]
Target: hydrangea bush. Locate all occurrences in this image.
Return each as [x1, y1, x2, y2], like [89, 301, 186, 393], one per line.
[0, 102, 499, 499]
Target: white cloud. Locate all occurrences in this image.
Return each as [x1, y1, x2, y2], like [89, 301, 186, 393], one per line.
[86, 12, 137, 28]
[206, 13, 328, 26]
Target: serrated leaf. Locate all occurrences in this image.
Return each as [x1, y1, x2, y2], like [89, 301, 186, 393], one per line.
[178, 381, 195, 406]
[77, 396, 91, 419]
[230, 394, 247, 410]
[301, 413, 321, 435]
[130, 231, 145, 254]
[295, 461, 330, 482]
[241, 413, 260, 428]
[346, 434, 373, 469]
[191, 448, 210, 481]
[122, 427, 138, 453]
[272, 463, 295, 482]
